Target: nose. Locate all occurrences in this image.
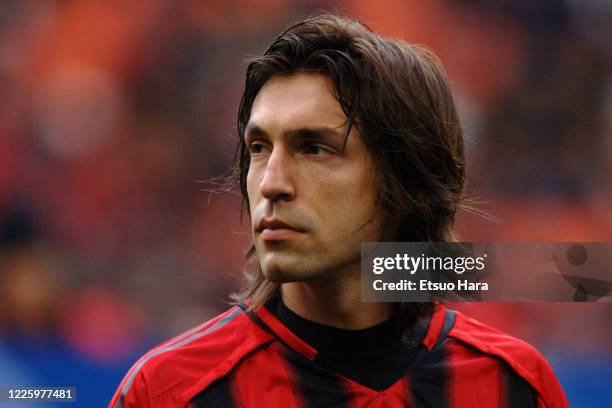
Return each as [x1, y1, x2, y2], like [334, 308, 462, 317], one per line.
[259, 147, 296, 202]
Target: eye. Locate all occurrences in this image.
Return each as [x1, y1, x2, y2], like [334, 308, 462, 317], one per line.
[303, 143, 332, 156]
[247, 142, 269, 155]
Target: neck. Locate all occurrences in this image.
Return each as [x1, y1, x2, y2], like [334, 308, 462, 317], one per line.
[280, 269, 392, 330]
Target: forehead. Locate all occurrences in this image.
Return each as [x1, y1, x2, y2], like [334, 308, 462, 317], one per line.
[248, 73, 348, 132]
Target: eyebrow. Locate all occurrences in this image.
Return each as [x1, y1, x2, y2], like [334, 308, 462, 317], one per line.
[244, 123, 347, 143]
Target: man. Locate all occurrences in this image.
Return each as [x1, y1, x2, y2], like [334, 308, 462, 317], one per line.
[110, 13, 568, 407]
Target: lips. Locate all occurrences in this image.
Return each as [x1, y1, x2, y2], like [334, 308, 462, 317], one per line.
[256, 217, 301, 233]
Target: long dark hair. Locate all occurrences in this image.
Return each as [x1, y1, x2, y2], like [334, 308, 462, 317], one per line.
[228, 12, 466, 332]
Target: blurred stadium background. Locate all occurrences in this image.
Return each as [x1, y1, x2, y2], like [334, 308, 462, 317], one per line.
[0, 0, 610, 406]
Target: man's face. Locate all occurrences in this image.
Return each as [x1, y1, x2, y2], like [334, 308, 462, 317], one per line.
[246, 72, 387, 283]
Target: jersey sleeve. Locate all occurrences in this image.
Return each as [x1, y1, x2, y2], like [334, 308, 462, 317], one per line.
[108, 367, 151, 408]
[107, 306, 275, 407]
[448, 310, 569, 408]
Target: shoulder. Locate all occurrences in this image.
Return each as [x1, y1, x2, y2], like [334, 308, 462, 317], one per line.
[108, 306, 274, 408]
[445, 308, 568, 408]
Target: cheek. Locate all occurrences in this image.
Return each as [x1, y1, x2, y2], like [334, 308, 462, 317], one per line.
[246, 166, 258, 199]
[343, 165, 378, 207]
[246, 170, 260, 216]
[320, 174, 377, 225]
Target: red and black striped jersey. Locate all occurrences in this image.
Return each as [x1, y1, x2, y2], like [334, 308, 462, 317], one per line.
[109, 300, 568, 407]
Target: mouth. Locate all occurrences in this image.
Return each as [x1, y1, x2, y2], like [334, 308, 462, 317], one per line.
[259, 228, 302, 241]
[256, 218, 305, 241]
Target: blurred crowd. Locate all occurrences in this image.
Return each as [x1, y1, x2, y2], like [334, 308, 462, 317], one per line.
[0, 0, 611, 405]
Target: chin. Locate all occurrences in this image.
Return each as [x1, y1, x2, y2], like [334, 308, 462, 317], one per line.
[260, 257, 318, 283]
[261, 265, 302, 283]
